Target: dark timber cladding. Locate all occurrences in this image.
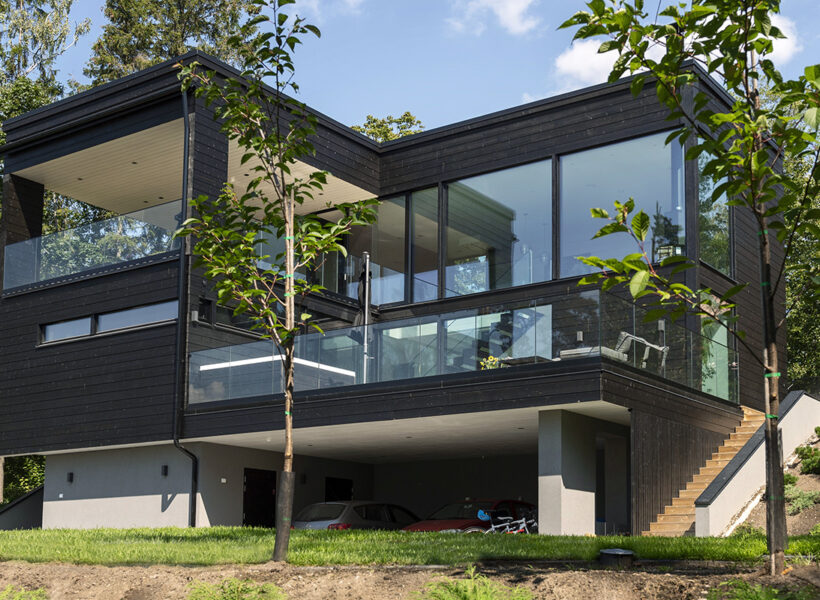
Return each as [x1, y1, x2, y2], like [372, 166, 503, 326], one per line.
[377, 80, 674, 195]
[0, 262, 179, 455]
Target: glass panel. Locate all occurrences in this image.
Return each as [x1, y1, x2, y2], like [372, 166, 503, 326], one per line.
[412, 188, 439, 301]
[346, 196, 406, 305]
[446, 160, 552, 297]
[189, 289, 737, 404]
[698, 153, 731, 275]
[97, 301, 178, 332]
[560, 132, 685, 277]
[702, 321, 730, 399]
[43, 317, 92, 342]
[3, 200, 181, 289]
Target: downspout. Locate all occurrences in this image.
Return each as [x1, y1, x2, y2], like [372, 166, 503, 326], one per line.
[173, 88, 199, 528]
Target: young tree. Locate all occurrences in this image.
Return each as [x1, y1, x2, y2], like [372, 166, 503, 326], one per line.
[177, 0, 376, 561]
[561, 0, 818, 575]
[352, 111, 424, 143]
[84, 0, 256, 85]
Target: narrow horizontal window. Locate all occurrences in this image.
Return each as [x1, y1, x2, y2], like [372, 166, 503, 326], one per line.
[42, 317, 92, 342]
[97, 301, 178, 333]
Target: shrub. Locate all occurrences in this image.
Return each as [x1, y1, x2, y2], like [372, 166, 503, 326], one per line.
[795, 445, 820, 475]
[785, 484, 820, 516]
[730, 524, 765, 539]
[814, 426, 820, 438]
[783, 473, 798, 486]
[418, 566, 532, 600]
[810, 523, 820, 537]
[0, 587, 47, 600]
[187, 579, 284, 600]
[707, 579, 817, 600]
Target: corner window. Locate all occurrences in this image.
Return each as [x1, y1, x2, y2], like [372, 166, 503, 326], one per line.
[445, 160, 552, 297]
[411, 187, 439, 302]
[698, 153, 732, 276]
[560, 132, 685, 277]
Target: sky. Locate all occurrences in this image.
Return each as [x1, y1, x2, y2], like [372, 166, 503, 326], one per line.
[57, 0, 820, 131]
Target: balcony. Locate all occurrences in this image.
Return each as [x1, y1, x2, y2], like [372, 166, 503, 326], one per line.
[2, 201, 181, 291]
[188, 290, 738, 406]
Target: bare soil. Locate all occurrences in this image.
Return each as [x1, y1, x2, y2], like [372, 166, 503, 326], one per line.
[0, 561, 818, 600]
[746, 436, 820, 536]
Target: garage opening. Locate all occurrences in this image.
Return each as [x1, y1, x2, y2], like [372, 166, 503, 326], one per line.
[243, 468, 276, 527]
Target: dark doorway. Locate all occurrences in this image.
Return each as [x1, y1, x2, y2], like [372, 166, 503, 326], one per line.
[325, 476, 353, 502]
[243, 468, 276, 527]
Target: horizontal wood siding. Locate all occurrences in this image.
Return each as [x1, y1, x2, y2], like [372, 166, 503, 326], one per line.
[379, 84, 673, 195]
[0, 262, 179, 455]
[630, 410, 730, 535]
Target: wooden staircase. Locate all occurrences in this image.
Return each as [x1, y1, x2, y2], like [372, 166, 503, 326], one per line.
[642, 407, 765, 536]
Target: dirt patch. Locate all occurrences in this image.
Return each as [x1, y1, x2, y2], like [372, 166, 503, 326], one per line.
[745, 437, 820, 536]
[0, 561, 817, 600]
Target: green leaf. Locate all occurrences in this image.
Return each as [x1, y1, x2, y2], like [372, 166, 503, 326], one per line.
[590, 207, 610, 219]
[804, 107, 819, 130]
[805, 64, 820, 87]
[631, 210, 650, 241]
[629, 270, 650, 298]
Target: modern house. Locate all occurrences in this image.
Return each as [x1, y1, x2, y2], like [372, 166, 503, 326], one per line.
[0, 51, 788, 536]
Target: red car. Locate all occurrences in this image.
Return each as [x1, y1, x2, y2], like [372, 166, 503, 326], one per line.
[403, 499, 536, 532]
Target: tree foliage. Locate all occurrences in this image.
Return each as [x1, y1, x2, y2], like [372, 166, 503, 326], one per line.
[177, 0, 376, 561]
[560, 0, 819, 575]
[84, 0, 256, 85]
[352, 111, 424, 143]
[2, 455, 44, 505]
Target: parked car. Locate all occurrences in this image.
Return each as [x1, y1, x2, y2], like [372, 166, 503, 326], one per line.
[403, 499, 536, 532]
[293, 501, 419, 530]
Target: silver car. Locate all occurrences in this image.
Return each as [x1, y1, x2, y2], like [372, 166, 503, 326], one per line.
[292, 501, 419, 530]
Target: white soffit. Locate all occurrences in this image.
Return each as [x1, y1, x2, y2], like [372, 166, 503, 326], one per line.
[227, 141, 375, 214]
[14, 119, 185, 215]
[184, 401, 630, 463]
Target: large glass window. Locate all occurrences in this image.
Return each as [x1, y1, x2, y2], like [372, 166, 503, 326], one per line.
[346, 196, 407, 304]
[698, 153, 731, 275]
[411, 188, 439, 302]
[445, 160, 552, 297]
[560, 132, 685, 277]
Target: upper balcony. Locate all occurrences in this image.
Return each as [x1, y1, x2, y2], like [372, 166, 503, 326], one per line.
[2, 200, 182, 291]
[188, 289, 738, 407]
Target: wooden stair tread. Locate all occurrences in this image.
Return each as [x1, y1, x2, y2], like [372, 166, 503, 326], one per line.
[641, 408, 762, 537]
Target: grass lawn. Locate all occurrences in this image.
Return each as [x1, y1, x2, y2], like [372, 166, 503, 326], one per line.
[0, 528, 817, 566]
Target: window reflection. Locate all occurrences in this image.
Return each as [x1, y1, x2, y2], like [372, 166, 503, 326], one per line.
[445, 160, 552, 297]
[560, 132, 685, 277]
[698, 153, 731, 275]
[412, 188, 439, 301]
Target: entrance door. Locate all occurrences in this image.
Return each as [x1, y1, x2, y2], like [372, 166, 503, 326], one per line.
[243, 468, 276, 527]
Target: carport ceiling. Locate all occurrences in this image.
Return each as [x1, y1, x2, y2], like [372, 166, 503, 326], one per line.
[185, 401, 630, 464]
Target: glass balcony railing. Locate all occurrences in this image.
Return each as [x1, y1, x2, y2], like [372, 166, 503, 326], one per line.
[2, 201, 182, 290]
[188, 290, 738, 405]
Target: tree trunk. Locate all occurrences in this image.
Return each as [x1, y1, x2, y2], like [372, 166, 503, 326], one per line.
[272, 341, 295, 562]
[273, 188, 296, 562]
[759, 228, 788, 576]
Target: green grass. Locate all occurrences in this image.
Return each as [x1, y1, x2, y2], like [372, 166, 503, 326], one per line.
[0, 528, 817, 566]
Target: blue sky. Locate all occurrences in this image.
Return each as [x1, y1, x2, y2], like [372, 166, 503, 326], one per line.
[58, 0, 820, 130]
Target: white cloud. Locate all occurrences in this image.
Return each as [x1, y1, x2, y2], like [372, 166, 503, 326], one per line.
[296, 0, 365, 23]
[448, 0, 541, 36]
[553, 39, 616, 91]
[521, 91, 546, 103]
[770, 15, 802, 66]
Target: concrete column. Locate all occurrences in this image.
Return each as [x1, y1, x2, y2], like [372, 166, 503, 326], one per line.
[604, 435, 629, 534]
[538, 410, 596, 535]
